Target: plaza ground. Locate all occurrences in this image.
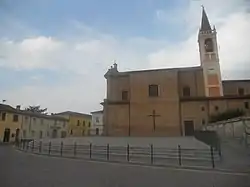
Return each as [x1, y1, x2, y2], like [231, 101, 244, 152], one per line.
[0, 146, 249, 187]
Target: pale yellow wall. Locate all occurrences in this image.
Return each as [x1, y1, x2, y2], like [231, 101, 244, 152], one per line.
[0, 112, 22, 142]
[58, 114, 92, 137]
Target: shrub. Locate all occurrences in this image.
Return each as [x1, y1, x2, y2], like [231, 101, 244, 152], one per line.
[209, 109, 245, 123]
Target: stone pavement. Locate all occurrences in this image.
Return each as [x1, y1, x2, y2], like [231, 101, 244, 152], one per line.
[0, 146, 249, 187]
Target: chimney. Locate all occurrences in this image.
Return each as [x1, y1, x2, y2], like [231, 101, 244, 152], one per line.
[16, 105, 21, 110]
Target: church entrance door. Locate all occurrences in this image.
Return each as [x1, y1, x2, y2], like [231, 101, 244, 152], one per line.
[184, 121, 194, 136]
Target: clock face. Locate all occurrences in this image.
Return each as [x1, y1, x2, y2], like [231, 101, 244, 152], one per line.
[204, 38, 214, 52]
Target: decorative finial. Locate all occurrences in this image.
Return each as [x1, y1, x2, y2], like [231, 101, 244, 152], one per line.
[201, 5, 204, 9]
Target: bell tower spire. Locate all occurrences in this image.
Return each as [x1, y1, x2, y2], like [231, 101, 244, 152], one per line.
[200, 5, 212, 32]
[198, 6, 223, 97]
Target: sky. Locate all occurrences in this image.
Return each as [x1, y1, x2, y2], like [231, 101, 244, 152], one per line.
[0, 0, 249, 114]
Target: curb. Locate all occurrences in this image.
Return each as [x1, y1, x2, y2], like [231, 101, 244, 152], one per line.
[15, 147, 250, 175]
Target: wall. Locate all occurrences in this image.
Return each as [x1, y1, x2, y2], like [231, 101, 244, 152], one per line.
[181, 98, 250, 133]
[67, 115, 92, 137]
[178, 68, 205, 97]
[91, 112, 103, 135]
[223, 80, 250, 96]
[105, 69, 182, 136]
[21, 116, 68, 139]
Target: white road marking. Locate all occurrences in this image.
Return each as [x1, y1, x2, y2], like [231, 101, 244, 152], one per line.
[15, 149, 249, 177]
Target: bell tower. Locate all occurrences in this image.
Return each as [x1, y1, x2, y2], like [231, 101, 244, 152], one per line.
[198, 6, 223, 97]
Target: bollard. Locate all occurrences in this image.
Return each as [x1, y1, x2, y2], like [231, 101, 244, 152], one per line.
[107, 144, 110, 161]
[32, 140, 34, 152]
[26, 141, 28, 151]
[210, 146, 215, 168]
[39, 141, 42, 153]
[127, 144, 130, 162]
[74, 142, 77, 157]
[60, 141, 63, 156]
[178, 145, 182, 166]
[150, 144, 153, 164]
[48, 141, 51, 155]
[89, 143, 92, 159]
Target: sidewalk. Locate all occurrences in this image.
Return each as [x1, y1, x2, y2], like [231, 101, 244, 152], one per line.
[216, 138, 250, 172]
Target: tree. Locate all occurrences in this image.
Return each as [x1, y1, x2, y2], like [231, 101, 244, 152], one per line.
[25, 105, 48, 114]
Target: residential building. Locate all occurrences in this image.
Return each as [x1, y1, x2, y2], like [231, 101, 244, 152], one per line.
[0, 104, 68, 142]
[102, 7, 250, 137]
[55, 111, 92, 136]
[21, 113, 68, 140]
[90, 110, 103, 135]
[0, 104, 22, 142]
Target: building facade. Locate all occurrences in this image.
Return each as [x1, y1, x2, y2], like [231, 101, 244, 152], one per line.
[102, 7, 250, 137]
[21, 113, 68, 140]
[0, 104, 22, 142]
[55, 111, 92, 136]
[90, 110, 103, 135]
[0, 104, 68, 142]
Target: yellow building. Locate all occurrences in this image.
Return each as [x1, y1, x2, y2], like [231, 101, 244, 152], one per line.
[55, 111, 92, 136]
[0, 104, 69, 142]
[0, 104, 22, 142]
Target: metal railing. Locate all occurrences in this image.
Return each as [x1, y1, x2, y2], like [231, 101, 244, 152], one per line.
[17, 139, 221, 169]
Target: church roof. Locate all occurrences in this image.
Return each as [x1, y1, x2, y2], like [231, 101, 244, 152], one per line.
[200, 6, 212, 31]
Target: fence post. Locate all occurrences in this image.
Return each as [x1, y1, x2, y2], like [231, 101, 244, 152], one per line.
[32, 140, 34, 152]
[22, 140, 25, 150]
[127, 144, 130, 162]
[39, 141, 42, 153]
[60, 141, 63, 157]
[48, 141, 51, 155]
[74, 142, 77, 157]
[210, 146, 215, 168]
[150, 144, 153, 164]
[178, 145, 182, 166]
[89, 143, 92, 159]
[107, 144, 110, 161]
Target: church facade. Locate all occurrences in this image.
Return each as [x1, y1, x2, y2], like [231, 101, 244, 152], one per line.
[102, 8, 250, 137]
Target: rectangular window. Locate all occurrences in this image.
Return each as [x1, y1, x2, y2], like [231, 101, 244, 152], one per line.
[245, 102, 249, 109]
[238, 88, 245, 96]
[77, 120, 80, 126]
[41, 119, 44, 125]
[1, 113, 6, 121]
[149, 84, 159, 97]
[39, 131, 43, 139]
[95, 117, 99, 123]
[88, 122, 91, 127]
[31, 130, 35, 137]
[25, 116, 28, 121]
[13, 115, 19, 122]
[215, 106, 219, 111]
[122, 90, 128, 101]
[183, 87, 190, 97]
[83, 121, 85, 126]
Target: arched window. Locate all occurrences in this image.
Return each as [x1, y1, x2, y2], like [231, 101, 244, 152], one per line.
[204, 38, 214, 52]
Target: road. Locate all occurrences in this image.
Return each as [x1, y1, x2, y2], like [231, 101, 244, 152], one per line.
[0, 146, 249, 187]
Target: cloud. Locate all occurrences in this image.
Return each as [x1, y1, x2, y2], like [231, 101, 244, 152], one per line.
[150, 0, 250, 79]
[0, 0, 250, 113]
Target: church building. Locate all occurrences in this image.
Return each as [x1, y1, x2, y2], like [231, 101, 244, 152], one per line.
[102, 7, 250, 137]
